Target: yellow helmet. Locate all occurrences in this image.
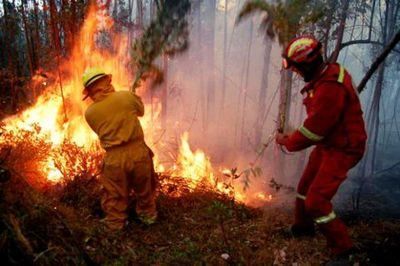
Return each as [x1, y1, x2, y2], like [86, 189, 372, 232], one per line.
[82, 68, 108, 88]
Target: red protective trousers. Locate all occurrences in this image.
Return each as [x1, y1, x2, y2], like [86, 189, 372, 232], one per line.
[295, 146, 361, 255]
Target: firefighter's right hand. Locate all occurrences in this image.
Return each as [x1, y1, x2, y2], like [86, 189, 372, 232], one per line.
[275, 133, 288, 146]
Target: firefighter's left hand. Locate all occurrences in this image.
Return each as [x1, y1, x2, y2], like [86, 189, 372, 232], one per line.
[275, 133, 288, 146]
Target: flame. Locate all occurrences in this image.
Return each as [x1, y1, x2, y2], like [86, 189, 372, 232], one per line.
[169, 132, 272, 205]
[0, 4, 272, 205]
[171, 132, 214, 188]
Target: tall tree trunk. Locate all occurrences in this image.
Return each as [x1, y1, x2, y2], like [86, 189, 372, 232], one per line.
[2, 0, 18, 110]
[220, 0, 228, 115]
[254, 39, 272, 145]
[329, 0, 350, 62]
[161, 54, 168, 128]
[42, 0, 50, 47]
[240, 21, 253, 148]
[32, 0, 41, 71]
[48, 0, 61, 53]
[137, 0, 143, 28]
[70, 0, 77, 42]
[276, 38, 293, 183]
[205, 0, 216, 129]
[277, 67, 293, 133]
[323, 0, 336, 60]
[61, 0, 73, 52]
[196, 2, 206, 131]
[20, 1, 34, 77]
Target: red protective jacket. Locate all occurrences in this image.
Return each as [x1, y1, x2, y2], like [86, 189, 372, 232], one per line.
[282, 63, 367, 156]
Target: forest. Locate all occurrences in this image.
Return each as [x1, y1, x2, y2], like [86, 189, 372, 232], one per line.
[0, 0, 399, 265]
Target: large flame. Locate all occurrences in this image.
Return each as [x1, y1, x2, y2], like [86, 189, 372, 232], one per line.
[0, 4, 271, 205]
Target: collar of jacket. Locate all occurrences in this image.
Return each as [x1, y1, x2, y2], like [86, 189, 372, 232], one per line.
[90, 84, 115, 102]
[300, 63, 329, 95]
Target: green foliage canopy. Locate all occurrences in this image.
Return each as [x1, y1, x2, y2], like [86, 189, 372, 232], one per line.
[236, 0, 324, 47]
[130, 0, 191, 91]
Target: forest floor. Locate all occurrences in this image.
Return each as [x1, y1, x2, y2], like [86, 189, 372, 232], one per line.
[1, 171, 400, 266]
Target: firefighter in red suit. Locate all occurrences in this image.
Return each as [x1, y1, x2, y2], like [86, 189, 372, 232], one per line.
[276, 36, 367, 259]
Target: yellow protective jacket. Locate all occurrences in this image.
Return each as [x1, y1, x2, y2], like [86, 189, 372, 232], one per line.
[85, 87, 146, 151]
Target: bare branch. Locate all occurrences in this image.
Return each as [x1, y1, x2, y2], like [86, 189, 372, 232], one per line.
[357, 30, 400, 93]
[340, 39, 400, 54]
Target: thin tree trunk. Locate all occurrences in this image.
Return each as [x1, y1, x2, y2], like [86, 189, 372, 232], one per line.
[205, 0, 216, 129]
[277, 67, 293, 132]
[43, 0, 50, 46]
[48, 0, 61, 53]
[137, 0, 143, 28]
[254, 39, 272, 145]
[20, 1, 34, 77]
[32, 0, 41, 72]
[240, 21, 253, 148]
[161, 54, 168, 128]
[276, 41, 293, 183]
[329, 0, 350, 62]
[342, 0, 358, 64]
[195, 2, 206, 131]
[220, 0, 228, 115]
[368, 0, 377, 40]
[2, 0, 18, 110]
[323, 0, 336, 60]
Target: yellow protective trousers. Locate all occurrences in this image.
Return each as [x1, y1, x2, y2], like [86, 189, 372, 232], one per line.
[100, 141, 157, 230]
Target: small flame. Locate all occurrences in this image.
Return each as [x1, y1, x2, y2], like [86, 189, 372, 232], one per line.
[172, 132, 214, 188]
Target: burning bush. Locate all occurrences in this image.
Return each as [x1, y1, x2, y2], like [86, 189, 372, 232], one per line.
[0, 123, 103, 187]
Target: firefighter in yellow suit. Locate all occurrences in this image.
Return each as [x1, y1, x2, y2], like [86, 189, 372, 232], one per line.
[82, 68, 157, 231]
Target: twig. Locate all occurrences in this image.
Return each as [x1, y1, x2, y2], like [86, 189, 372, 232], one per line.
[33, 247, 58, 263]
[373, 161, 400, 175]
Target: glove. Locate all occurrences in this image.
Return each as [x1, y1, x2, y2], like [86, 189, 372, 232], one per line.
[275, 133, 289, 146]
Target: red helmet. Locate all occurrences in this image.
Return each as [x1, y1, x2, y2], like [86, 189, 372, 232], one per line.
[282, 36, 322, 69]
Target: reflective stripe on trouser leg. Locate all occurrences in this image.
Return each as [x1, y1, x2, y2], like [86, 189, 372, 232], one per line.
[314, 211, 336, 224]
[296, 193, 306, 200]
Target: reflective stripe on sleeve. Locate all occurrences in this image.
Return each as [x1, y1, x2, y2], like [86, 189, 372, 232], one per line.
[299, 126, 324, 141]
[338, 65, 345, 83]
[296, 193, 306, 200]
[314, 211, 336, 224]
